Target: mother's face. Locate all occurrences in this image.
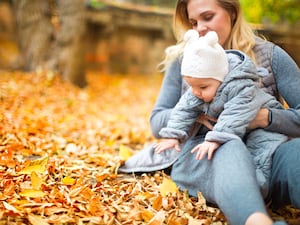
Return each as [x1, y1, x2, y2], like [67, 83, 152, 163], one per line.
[187, 0, 233, 47]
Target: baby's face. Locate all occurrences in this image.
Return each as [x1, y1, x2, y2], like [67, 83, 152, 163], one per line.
[184, 76, 221, 103]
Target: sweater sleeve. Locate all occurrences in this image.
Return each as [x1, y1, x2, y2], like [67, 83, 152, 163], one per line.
[266, 46, 300, 137]
[150, 59, 183, 138]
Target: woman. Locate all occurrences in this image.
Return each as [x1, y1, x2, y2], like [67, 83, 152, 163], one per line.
[120, 0, 300, 224]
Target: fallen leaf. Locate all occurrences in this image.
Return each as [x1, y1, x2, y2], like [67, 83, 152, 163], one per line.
[159, 177, 177, 197]
[62, 176, 76, 185]
[19, 156, 49, 175]
[140, 209, 154, 222]
[28, 214, 49, 225]
[152, 195, 162, 211]
[19, 189, 46, 198]
[119, 144, 133, 160]
[3, 201, 21, 214]
[148, 211, 166, 225]
[31, 171, 43, 190]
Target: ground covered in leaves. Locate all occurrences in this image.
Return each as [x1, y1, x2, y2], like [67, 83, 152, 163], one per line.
[0, 70, 299, 225]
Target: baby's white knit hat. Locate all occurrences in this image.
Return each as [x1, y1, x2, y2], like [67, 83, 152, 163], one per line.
[181, 30, 228, 82]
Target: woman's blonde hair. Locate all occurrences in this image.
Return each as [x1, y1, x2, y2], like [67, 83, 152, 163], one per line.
[160, 0, 257, 71]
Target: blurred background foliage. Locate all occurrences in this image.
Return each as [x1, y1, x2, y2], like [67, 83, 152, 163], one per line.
[89, 0, 300, 25]
[241, 0, 300, 25]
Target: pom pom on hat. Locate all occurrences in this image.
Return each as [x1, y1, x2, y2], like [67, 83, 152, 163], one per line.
[205, 31, 218, 46]
[181, 30, 229, 82]
[183, 29, 199, 43]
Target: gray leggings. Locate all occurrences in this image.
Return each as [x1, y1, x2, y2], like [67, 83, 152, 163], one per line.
[270, 138, 300, 210]
[171, 137, 268, 225]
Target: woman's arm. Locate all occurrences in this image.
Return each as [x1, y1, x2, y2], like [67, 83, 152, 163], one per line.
[267, 46, 300, 137]
[150, 59, 183, 138]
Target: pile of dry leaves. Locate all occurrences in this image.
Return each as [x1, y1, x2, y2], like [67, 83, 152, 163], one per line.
[0, 70, 299, 224]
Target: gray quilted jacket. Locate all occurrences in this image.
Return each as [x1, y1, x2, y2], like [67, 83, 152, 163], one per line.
[157, 50, 288, 195]
[120, 50, 288, 196]
[159, 50, 284, 143]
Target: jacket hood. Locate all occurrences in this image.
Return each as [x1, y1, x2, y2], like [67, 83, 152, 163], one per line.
[224, 50, 260, 84]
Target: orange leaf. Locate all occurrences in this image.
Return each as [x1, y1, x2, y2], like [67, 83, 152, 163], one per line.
[152, 195, 162, 211]
[96, 173, 109, 182]
[3, 181, 15, 196]
[140, 210, 154, 222]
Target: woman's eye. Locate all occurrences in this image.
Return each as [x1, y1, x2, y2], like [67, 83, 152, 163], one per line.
[203, 14, 213, 21]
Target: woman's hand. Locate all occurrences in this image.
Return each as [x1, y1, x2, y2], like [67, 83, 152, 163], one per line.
[248, 108, 269, 129]
[196, 114, 218, 130]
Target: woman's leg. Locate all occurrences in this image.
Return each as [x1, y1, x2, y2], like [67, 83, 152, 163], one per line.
[171, 137, 269, 225]
[270, 138, 300, 210]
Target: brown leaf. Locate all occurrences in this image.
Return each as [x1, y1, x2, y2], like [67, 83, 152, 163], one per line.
[28, 214, 49, 225]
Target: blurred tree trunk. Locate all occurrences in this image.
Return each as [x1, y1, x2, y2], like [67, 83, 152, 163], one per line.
[13, 0, 53, 71]
[13, 0, 87, 88]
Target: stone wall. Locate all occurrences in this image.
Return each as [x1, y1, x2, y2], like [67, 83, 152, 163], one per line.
[84, 4, 175, 74]
[84, 5, 300, 75]
[1, 0, 299, 74]
[260, 26, 300, 67]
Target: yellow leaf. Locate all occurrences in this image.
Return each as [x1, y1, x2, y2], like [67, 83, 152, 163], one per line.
[28, 214, 49, 225]
[159, 177, 177, 197]
[119, 144, 133, 160]
[19, 156, 49, 175]
[105, 139, 116, 147]
[31, 172, 43, 190]
[62, 176, 76, 185]
[19, 189, 46, 198]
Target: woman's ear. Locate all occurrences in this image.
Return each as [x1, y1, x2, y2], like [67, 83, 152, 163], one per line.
[231, 12, 237, 26]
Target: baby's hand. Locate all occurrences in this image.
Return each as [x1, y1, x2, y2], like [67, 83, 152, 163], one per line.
[197, 114, 217, 130]
[191, 141, 220, 160]
[154, 138, 181, 154]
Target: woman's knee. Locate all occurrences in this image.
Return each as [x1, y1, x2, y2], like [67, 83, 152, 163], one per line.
[271, 138, 300, 209]
[272, 138, 300, 179]
[212, 139, 253, 168]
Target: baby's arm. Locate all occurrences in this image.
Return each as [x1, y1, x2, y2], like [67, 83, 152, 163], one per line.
[191, 141, 220, 160]
[159, 88, 206, 141]
[154, 138, 181, 154]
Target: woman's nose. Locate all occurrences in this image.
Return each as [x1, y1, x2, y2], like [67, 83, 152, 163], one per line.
[195, 22, 208, 36]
